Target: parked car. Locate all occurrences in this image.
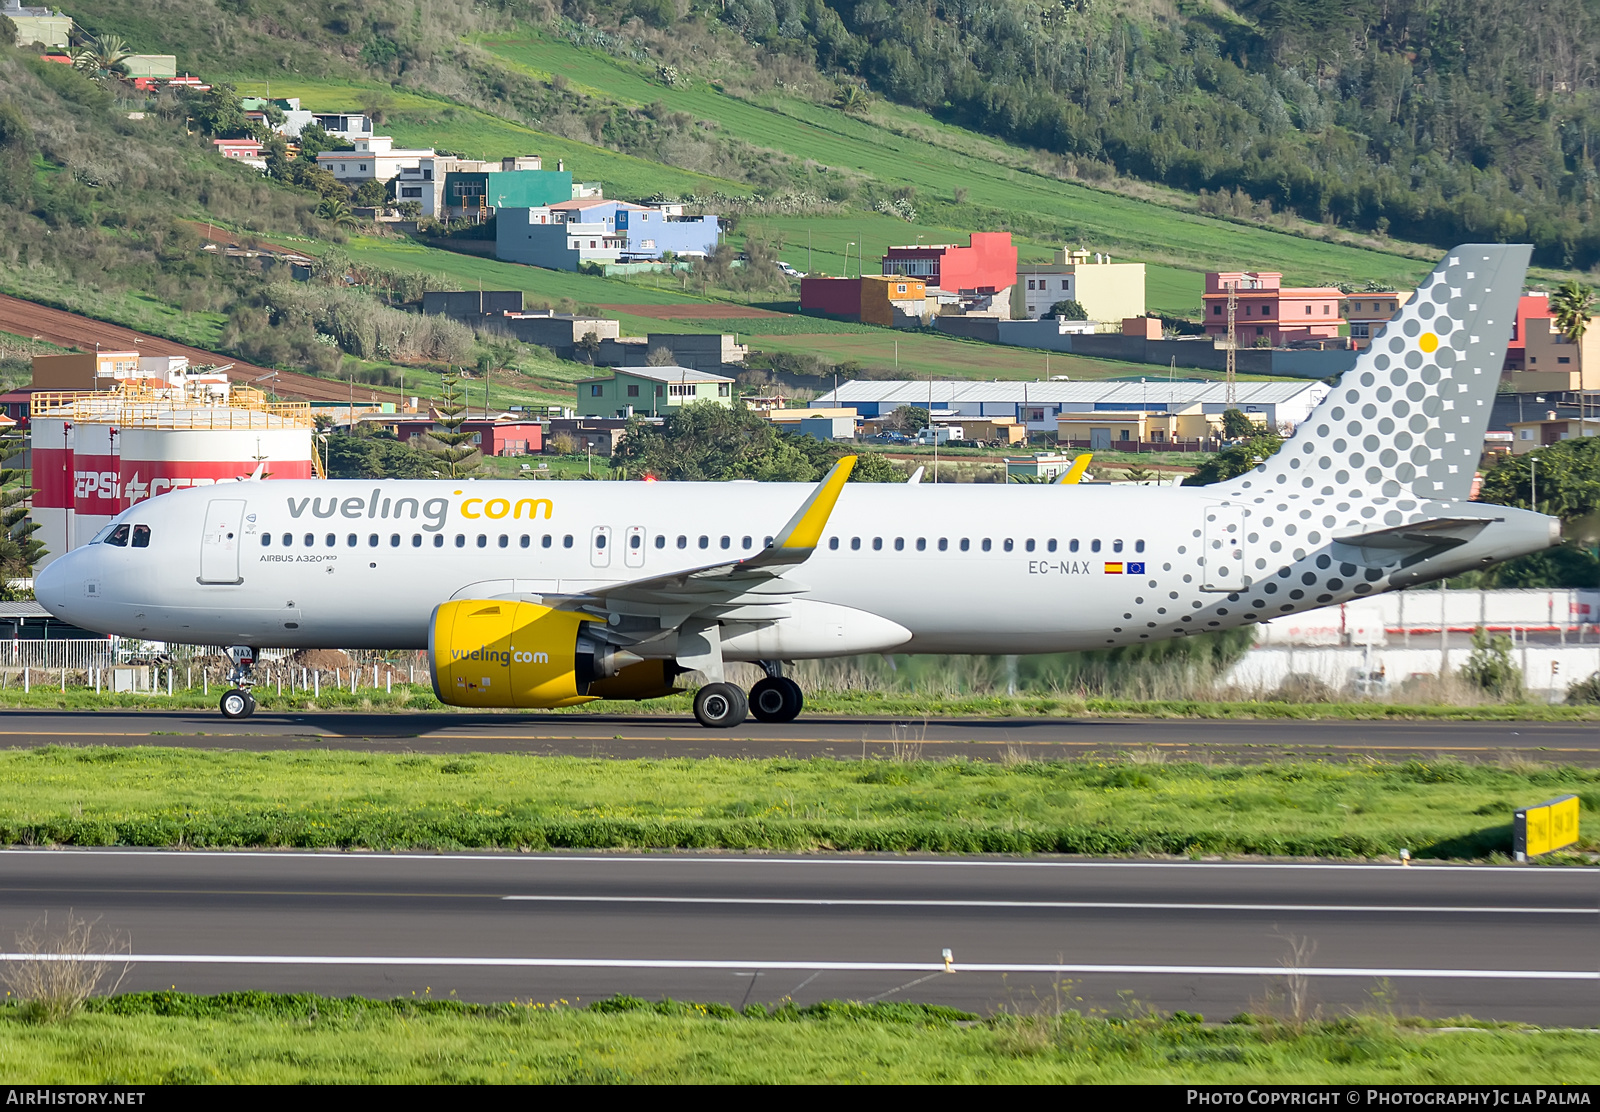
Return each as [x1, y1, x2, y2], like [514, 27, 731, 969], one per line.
[777, 261, 802, 277]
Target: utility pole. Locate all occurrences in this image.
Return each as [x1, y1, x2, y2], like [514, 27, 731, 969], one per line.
[1225, 279, 1238, 406]
[1530, 455, 1539, 513]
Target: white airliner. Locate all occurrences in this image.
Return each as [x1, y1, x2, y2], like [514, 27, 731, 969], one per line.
[35, 245, 1559, 726]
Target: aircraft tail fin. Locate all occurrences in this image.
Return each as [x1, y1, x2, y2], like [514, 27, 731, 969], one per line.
[1220, 244, 1530, 504]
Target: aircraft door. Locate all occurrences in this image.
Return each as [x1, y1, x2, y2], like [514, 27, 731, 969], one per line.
[199, 499, 247, 585]
[590, 525, 612, 569]
[624, 526, 646, 568]
[1201, 504, 1246, 592]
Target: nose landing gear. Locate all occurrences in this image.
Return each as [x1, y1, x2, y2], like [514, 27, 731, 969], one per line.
[218, 645, 260, 720]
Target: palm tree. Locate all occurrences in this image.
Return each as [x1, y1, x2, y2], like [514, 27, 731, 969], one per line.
[1551, 280, 1594, 344]
[72, 33, 133, 82]
[835, 85, 871, 115]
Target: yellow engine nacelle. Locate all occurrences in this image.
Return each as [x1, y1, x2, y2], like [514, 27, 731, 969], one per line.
[429, 599, 603, 709]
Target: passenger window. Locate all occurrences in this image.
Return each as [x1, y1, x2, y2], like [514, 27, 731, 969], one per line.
[916, 538, 926, 551]
[477, 534, 487, 548]
[719, 536, 730, 550]
[1048, 539, 1057, 552]
[1003, 539, 1013, 552]
[1091, 539, 1101, 553]
[981, 538, 992, 552]
[828, 537, 839, 550]
[959, 539, 970, 552]
[132, 525, 150, 548]
[326, 534, 336, 547]
[850, 537, 861, 551]
[1069, 539, 1079, 552]
[413, 534, 422, 547]
[454, 535, 465, 548]
[369, 534, 379, 547]
[1024, 539, 1034, 552]
[433, 534, 444, 548]
[347, 534, 358, 547]
[632, 534, 642, 550]
[1113, 539, 1123, 553]
[938, 538, 948, 551]
[498, 534, 508, 548]
[894, 538, 904, 551]
[872, 537, 883, 551]
[1135, 539, 1145, 553]
[563, 535, 573, 548]
[764, 536, 773, 547]
[260, 533, 271, 548]
[282, 533, 292, 547]
[698, 536, 709, 549]
[595, 534, 606, 550]
[390, 534, 400, 547]
[542, 534, 553, 548]
[654, 535, 665, 549]
[521, 535, 531, 549]
[741, 536, 752, 550]
[677, 535, 687, 549]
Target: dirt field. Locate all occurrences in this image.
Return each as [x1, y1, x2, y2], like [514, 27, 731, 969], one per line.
[599, 303, 788, 319]
[0, 295, 393, 405]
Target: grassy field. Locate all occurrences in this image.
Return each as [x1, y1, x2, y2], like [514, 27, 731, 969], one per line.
[476, 33, 1434, 288]
[5, 993, 1596, 1083]
[0, 746, 1595, 858]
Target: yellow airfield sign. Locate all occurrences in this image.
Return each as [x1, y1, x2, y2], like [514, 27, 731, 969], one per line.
[1513, 795, 1580, 861]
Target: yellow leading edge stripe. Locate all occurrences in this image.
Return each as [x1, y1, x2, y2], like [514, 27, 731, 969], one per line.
[774, 455, 856, 550]
[1056, 453, 1093, 485]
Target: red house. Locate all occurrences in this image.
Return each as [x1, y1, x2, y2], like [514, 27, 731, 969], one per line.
[393, 417, 543, 456]
[1503, 293, 1556, 372]
[882, 232, 1017, 316]
[1202, 272, 1343, 346]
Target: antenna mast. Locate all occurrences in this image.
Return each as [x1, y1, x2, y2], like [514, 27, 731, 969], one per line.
[1224, 279, 1238, 406]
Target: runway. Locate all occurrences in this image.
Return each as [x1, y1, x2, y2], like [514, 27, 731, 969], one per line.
[2, 851, 1596, 1024]
[0, 709, 1596, 763]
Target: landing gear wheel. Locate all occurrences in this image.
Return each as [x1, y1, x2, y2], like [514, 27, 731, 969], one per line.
[220, 688, 254, 720]
[749, 676, 803, 723]
[693, 682, 748, 729]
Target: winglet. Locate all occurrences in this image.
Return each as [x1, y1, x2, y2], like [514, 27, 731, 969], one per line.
[1055, 453, 1092, 485]
[246, 463, 267, 481]
[770, 455, 856, 552]
[906, 466, 924, 485]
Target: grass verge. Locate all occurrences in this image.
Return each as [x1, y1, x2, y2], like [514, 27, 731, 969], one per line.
[1, 992, 1594, 1082]
[0, 682, 1596, 721]
[0, 747, 1595, 858]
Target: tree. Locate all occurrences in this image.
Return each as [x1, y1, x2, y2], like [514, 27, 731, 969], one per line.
[611, 400, 901, 482]
[1220, 408, 1260, 438]
[350, 178, 387, 208]
[1551, 281, 1593, 343]
[0, 14, 17, 47]
[294, 123, 337, 159]
[180, 83, 255, 139]
[645, 346, 676, 366]
[1460, 628, 1523, 701]
[573, 331, 602, 364]
[883, 405, 929, 434]
[71, 33, 132, 82]
[835, 84, 871, 114]
[1049, 299, 1088, 320]
[1121, 463, 1156, 484]
[1181, 432, 1285, 485]
[419, 371, 482, 479]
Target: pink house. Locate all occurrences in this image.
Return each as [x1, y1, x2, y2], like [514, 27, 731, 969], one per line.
[213, 138, 265, 161]
[1202, 272, 1343, 346]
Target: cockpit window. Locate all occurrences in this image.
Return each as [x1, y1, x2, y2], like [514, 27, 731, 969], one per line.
[105, 524, 130, 547]
[131, 525, 151, 548]
[89, 524, 117, 544]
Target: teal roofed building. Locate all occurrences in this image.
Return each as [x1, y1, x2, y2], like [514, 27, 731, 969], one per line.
[442, 167, 572, 221]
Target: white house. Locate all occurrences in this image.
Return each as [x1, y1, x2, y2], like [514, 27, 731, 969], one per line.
[315, 136, 436, 185]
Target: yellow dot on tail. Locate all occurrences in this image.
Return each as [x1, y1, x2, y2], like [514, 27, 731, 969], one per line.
[1419, 333, 1439, 353]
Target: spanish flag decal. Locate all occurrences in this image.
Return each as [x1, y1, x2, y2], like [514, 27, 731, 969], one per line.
[1104, 562, 1124, 574]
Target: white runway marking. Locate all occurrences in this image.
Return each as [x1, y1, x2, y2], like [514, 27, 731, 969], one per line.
[500, 895, 1596, 914]
[2, 953, 1594, 980]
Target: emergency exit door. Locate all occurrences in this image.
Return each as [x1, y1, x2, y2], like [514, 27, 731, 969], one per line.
[199, 499, 246, 584]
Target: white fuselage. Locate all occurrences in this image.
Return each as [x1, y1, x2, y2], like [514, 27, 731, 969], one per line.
[33, 477, 1555, 657]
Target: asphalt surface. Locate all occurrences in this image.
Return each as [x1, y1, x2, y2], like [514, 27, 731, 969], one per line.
[2, 851, 1597, 1023]
[0, 709, 1597, 763]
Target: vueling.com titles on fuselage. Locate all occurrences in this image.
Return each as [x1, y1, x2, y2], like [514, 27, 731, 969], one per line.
[284, 489, 555, 533]
[451, 647, 551, 665]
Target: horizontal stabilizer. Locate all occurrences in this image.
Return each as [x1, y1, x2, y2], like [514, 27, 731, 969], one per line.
[1332, 517, 1495, 565]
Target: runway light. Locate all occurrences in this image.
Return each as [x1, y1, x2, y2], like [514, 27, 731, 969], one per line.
[1399, 848, 1411, 866]
[942, 948, 954, 972]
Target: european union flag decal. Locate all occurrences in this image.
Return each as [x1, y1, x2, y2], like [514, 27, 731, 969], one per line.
[1127, 562, 1146, 574]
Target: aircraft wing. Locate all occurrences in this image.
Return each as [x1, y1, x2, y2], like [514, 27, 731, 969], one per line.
[533, 456, 856, 628]
[1053, 454, 1093, 484]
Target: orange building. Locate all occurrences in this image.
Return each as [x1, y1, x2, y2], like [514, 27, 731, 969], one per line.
[1202, 272, 1343, 346]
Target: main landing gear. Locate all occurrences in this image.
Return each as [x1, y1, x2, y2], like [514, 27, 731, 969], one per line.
[692, 663, 804, 729]
[218, 645, 259, 720]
